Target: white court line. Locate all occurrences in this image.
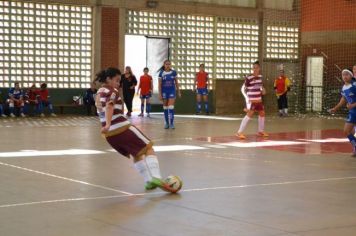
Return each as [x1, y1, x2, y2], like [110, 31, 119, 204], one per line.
[0, 161, 133, 196]
[0, 149, 104, 158]
[149, 113, 242, 121]
[1, 176, 356, 208]
[297, 138, 348, 143]
[107, 145, 207, 153]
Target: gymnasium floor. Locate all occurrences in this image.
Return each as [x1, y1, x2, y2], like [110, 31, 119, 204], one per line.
[1, 114, 356, 236]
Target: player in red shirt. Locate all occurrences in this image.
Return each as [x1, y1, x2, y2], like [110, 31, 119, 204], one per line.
[25, 84, 41, 116]
[194, 64, 209, 114]
[274, 68, 291, 116]
[95, 67, 176, 192]
[38, 83, 56, 117]
[236, 61, 268, 139]
[137, 67, 153, 117]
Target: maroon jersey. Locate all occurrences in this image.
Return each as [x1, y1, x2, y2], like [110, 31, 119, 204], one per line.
[245, 74, 263, 102]
[97, 86, 130, 136]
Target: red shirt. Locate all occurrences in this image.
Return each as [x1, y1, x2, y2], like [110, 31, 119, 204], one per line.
[39, 89, 49, 101]
[139, 75, 152, 95]
[274, 76, 291, 96]
[27, 89, 40, 101]
[196, 71, 208, 89]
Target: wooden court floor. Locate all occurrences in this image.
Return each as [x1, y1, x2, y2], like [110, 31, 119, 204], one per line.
[0, 114, 356, 236]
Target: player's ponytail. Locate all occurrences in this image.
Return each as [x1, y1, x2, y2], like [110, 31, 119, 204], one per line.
[95, 68, 121, 83]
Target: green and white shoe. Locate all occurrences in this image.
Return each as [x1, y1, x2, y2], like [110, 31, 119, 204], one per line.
[144, 181, 157, 190]
[150, 177, 175, 193]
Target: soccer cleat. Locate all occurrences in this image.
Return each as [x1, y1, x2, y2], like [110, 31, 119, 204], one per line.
[20, 113, 26, 117]
[170, 124, 175, 129]
[40, 113, 45, 117]
[146, 113, 150, 117]
[10, 113, 15, 118]
[257, 131, 269, 138]
[50, 113, 57, 117]
[150, 177, 176, 193]
[138, 113, 144, 117]
[164, 123, 169, 129]
[144, 181, 157, 190]
[236, 132, 246, 140]
[1, 114, 7, 118]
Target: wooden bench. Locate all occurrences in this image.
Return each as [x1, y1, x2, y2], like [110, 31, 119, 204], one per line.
[55, 104, 84, 114]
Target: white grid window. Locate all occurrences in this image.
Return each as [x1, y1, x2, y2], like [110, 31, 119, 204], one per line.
[127, 10, 214, 89]
[216, 17, 259, 79]
[265, 24, 299, 60]
[0, 1, 92, 89]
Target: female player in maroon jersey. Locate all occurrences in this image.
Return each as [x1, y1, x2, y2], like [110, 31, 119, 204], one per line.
[95, 67, 174, 192]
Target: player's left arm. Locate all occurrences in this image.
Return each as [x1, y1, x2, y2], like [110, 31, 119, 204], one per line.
[206, 73, 209, 91]
[286, 77, 291, 92]
[347, 102, 356, 110]
[174, 76, 181, 98]
[150, 76, 153, 94]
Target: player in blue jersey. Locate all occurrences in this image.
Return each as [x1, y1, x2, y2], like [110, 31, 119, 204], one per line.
[330, 69, 356, 156]
[158, 60, 181, 129]
[8, 82, 25, 117]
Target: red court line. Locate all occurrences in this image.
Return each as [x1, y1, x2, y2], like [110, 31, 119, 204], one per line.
[195, 129, 352, 154]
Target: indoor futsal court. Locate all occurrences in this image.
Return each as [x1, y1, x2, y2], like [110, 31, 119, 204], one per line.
[1, 0, 356, 236]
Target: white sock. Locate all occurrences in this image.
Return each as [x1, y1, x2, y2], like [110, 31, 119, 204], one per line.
[258, 116, 265, 132]
[145, 155, 162, 179]
[279, 109, 283, 114]
[238, 116, 250, 133]
[134, 160, 152, 183]
[284, 108, 288, 114]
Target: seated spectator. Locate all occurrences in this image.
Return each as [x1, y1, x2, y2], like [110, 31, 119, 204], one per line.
[83, 82, 97, 116]
[38, 83, 56, 117]
[8, 82, 25, 117]
[0, 91, 6, 118]
[24, 84, 41, 116]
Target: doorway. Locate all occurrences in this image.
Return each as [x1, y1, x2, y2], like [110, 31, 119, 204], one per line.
[306, 56, 324, 112]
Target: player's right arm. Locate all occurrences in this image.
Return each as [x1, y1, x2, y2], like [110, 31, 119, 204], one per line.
[102, 102, 113, 133]
[136, 77, 141, 95]
[330, 97, 346, 113]
[193, 73, 198, 92]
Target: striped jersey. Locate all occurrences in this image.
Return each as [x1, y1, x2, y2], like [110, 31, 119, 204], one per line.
[244, 74, 263, 102]
[96, 86, 130, 134]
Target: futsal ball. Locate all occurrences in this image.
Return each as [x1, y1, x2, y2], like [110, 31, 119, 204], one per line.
[165, 175, 183, 193]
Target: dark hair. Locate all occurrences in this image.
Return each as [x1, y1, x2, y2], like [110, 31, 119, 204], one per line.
[143, 67, 149, 71]
[40, 83, 47, 89]
[158, 59, 170, 72]
[95, 67, 121, 83]
[199, 64, 205, 67]
[253, 60, 260, 66]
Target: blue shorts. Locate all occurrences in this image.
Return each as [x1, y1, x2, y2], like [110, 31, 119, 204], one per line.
[162, 90, 176, 100]
[197, 88, 208, 95]
[346, 112, 356, 124]
[140, 94, 151, 99]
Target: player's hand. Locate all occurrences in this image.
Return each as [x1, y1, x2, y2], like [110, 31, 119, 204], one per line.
[261, 88, 266, 95]
[101, 125, 110, 134]
[159, 95, 163, 101]
[328, 108, 336, 114]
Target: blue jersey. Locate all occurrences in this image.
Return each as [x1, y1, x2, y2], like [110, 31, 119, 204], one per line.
[9, 88, 23, 99]
[159, 70, 177, 91]
[342, 82, 356, 123]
